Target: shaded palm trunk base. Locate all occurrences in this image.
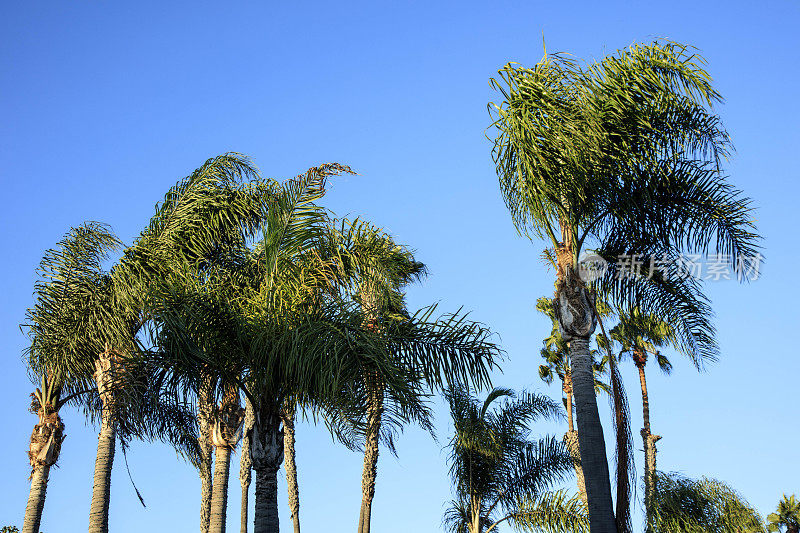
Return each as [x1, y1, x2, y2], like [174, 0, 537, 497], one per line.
[564, 430, 587, 506]
[210, 446, 233, 533]
[282, 408, 301, 533]
[88, 420, 116, 533]
[22, 465, 50, 533]
[254, 465, 280, 533]
[251, 411, 283, 533]
[357, 380, 384, 533]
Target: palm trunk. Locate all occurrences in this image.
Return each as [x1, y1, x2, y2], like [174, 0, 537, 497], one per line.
[199, 374, 215, 533]
[240, 399, 254, 533]
[357, 377, 384, 533]
[210, 445, 233, 533]
[570, 336, 616, 532]
[23, 404, 64, 533]
[564, 429, 587, 506]
[554, 267, 616, 532]
[251, 409, 283, 533]
[637, 358, 661, 524]
[282, 407, 301, 533]
[254, 464, 280, 533]
[88, 411, 116, 533]
[22, 464, 50, 533]
[563, 378, 587, 506]
[88, 350, 117, 533]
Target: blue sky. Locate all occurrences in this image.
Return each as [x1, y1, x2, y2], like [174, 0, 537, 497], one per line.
[2, 1, 798, 531]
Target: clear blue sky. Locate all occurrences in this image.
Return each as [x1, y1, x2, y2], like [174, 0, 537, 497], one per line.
[2, 1, 797, 531]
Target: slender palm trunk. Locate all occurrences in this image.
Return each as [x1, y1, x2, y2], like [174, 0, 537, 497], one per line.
[282, 407, 301, 533]
[88, 410, 116, 533]
[554, 258, 616, 532]
[22, 465, 51, 533]
[563, 377, 587, 506]
[210, 445, 233, 533]
[199, 375, 215, 533]
[240, 399, 254, 533]
[251, 409, 283, 533]
[88, 350, 117, 533]
[357, 377, 384, 533]
[570, 337, 616, 532]
[636, 356, 661, 524]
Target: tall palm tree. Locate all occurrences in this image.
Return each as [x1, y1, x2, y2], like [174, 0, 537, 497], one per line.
[489, 41, 759, 531]
[536, 297, 608, 506]
[650, 472, 766, 532]
[329, 219, 503, 533]
[22, 221, 131, 533]
[443, 387, 587, 533]
[768, 494, 800, 533]
[121, 152, 268, 533]
[146, 163, 385, 533]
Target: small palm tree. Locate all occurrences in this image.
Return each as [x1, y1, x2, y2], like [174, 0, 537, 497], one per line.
[768, 494, 800, 533]
[489, 41, 760, 531]
[608, 309, 679, 521]
[444, 387, 588, 533]
[650, 471, 766, 532]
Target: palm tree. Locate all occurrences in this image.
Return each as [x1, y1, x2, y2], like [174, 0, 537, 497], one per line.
[607, 309, 680, 521]
[21, 371, 66, 533]
[328, 219, 503, 533]
[22, 221, 131, 533]
[443, 387, 588, 533]
[536, 297, 608, 506]
[489, 41, 760, 531]
[120, 152, 268, 533]
[651, 472, 766, 532]
[768, 494, 800, 533]
[146, 163, 386, 533]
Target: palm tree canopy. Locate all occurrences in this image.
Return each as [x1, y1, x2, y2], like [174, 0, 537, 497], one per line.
[444, 387, 587, 533]
[767, 494, 800, 533]
[650, 471, 766, 532]
[489, 40, 761, 364]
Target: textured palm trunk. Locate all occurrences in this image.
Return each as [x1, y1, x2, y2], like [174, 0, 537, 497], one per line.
[22, 464, 51, 533]
[209, 385, 245, 533]
[635, 355, 661, 524]
[357, 377, 384, 533]
[252, 409, 283, 533]
[254, 464, 280, 533]
[23, 402, 65, 533]
[563, 376, 587, 506]
[88, 350, 117, 533]
[554, 264, 616, 533]
[240, 399, 254, 533]
[282, 407, 301, 533]
[199, 374, 215, 533]
[210, 445, 233, 533]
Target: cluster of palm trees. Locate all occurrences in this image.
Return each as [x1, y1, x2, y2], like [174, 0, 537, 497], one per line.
[21, 156, 502, 533]
[18, 39, 780, 533]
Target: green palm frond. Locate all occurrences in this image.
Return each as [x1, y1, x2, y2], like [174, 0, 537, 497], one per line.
[651, 471, 766, 532]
